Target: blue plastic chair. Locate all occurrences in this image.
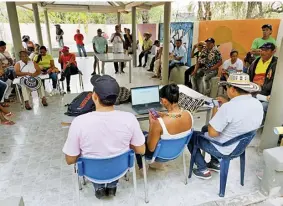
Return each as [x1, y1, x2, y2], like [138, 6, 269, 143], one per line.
[75, 150, 137, 204]
[188, 130, 257, 197]
[142, 131, 193, 203]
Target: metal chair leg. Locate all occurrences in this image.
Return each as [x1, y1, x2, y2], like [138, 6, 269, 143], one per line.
[15, 84, 23, 108]
[82, 176, 86, 185]
[124, 171, 130, 181]
[183, 152, 187, 185]
[78, 176, 82, 190]
[142, 156, 149, 203]
[132, 159, 137, 206]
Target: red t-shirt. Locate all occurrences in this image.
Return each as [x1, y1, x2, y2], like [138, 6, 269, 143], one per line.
[60, 53, 77, 69]
[74, 34, 84, 45]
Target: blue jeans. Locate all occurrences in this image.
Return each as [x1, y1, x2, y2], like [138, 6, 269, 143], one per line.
[42, 70, 58, 89]
[77, 44, 87, 57]
[58, 39, 64, 48]
[92, 180, 119, 190]
[168, 61, 185, 79]
[187, 127, 221, 171]
[0, 80, 8, 102]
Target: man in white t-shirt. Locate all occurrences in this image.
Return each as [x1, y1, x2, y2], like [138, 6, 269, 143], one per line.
[221, 50, 243, 81]
[168, 39, 187, 78]
[62, 75, 145, 199]
[187, 73, 263, 179]
[110, 25, 125, 74]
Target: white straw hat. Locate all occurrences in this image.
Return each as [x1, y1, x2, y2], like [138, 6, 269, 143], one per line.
[219, 72, 261, 93]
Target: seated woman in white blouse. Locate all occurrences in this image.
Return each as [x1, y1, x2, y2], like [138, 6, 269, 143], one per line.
[135, 84, 193, 170]
[14, 51, 48, 110]
[221, 50, 243, 81]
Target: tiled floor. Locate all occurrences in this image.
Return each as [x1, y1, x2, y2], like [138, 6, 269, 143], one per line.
[0, 58, 266, 206]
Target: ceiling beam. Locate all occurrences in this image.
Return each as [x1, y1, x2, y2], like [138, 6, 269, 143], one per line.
[124, 2, 145, 10]
[18, 5, 33, 11]
[150, 2, 166, 8]
[40, 4, 124, 13]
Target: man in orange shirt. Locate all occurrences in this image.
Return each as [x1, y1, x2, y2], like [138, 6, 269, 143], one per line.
[74, 29, 87, 57]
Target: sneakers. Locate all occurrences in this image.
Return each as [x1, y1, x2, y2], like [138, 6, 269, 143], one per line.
[207, 162, 220, 172]
[67, 87, 71, 92]
[94, 187, 117, 199]
[193, 168, 212, 180]
[106, 187, 117, 196]
[121, 70, 125, 73]
[95, 188, 106, 199]
[91, 71, 96, 76]
[137, 64, 142, 67]
[143, 64, 146, 68]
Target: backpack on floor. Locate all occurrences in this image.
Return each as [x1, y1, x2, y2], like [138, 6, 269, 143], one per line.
[65, 91, 96, 116]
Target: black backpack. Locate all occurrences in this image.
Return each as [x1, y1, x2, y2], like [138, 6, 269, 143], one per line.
[65, 91, 96, 116]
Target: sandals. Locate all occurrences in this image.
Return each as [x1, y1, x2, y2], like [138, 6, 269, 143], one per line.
[1, 120, 15, 125]
[25, 102, 32, 110]
[4, 112, 14, 118]
[42, 98, 48, 107]
[1, 103, 10, 107]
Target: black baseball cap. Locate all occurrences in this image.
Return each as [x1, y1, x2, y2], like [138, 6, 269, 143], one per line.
[205, 38, 215, 44]
[90, 75, 120, 100]
[259, 42, 276, 51]
[262, 24, 272, 30]
[0, 41, 6, 46]
[97, 29, 102, 32]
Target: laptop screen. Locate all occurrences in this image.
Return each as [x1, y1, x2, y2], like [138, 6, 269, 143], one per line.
[131, 86, 160, 106]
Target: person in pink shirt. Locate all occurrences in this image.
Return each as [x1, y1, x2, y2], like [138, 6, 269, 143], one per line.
[62, 75, 145, 199]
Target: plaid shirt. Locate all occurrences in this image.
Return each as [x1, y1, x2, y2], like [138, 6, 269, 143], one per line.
[198, 46, 222, 71]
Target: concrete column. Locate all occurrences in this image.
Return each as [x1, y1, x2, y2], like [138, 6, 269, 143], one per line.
[162, 2, 171, 85]
[131, 7, 137, 67]
[32, 3, 43, 45]
[6, 2, 22, 61]
[117, 12, 121, 25]
[260, 37, 283, 149]
[44, 9, 52, 53]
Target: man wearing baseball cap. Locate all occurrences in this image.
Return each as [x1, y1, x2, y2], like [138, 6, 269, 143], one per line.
[191, 37, 223, 96]
[251, 24, 276, 57]
[58, 46, 80, 92]
[63, 75, 145, 199]
[248, 42, 277, 113]
[187, 72, 263, 179]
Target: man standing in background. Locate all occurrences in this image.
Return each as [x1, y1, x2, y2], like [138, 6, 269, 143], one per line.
[92, 29, 108, 75]
[55, 24, 64, 48]
[110, 25, 125, 74]
[74, 29, 87, 57]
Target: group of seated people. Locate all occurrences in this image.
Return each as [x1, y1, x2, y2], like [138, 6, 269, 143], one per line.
[63, 71, 263, 199]
[0, 38, 82, 124]
[138, 33, 188, 80]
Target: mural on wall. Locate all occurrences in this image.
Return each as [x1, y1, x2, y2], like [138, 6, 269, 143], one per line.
[137, 24, 158, 46]
[198, 19, 280, 61]
[159, 22, 194, 66]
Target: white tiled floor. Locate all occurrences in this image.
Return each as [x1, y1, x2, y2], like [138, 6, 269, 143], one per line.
[0, 57, 266, 206]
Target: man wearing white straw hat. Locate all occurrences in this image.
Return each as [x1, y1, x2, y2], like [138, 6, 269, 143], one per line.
[187, 72, 263, 179]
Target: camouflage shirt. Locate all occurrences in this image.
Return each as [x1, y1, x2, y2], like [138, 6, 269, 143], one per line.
[198, 46, 222, 71]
